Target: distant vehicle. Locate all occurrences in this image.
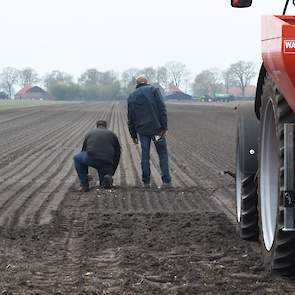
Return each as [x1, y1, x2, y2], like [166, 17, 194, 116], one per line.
[0, 91, 9, 100]
[233, 0, 295, 274]
[214, 94, 235, 102]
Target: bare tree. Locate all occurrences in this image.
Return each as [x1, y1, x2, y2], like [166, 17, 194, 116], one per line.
[156, 66, 169, 88]
[43, 70, 73, 90]
[78, 69, 102, 87]
[0, 67, 19, 98]
[193, 69, 222, 98]
[121, 68, 140, 88]
[165, 61, 190, 89]
[19, 67, 39, 87]
[229, 61, 256, 96]
[99, 71, 119, 85]
[222, 69, 235, 94]
[141, 67, 157, 83]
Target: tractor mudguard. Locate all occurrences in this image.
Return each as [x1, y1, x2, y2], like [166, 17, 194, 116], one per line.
[238, 104, 259, 175]
[262, 15, 295, 114]
[254, 64, 266, 120]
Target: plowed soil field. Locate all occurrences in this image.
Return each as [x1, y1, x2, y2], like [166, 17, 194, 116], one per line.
[0, 102, 295, 294]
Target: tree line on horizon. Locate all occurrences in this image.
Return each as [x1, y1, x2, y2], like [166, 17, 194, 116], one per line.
[0, 60, 256, 101]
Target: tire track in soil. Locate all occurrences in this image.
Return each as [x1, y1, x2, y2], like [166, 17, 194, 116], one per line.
[25, 194, 86, 292]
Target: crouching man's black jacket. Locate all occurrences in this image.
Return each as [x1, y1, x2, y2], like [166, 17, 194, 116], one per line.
[127, 84, 168, 139]
[82, 128, 121, 175]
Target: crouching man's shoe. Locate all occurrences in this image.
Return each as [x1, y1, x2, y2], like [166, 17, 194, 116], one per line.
[102, 175, 113, 189]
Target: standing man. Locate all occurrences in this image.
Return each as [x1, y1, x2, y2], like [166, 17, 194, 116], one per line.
[73, 120, 121, 192]
[127, 76, 172, 188]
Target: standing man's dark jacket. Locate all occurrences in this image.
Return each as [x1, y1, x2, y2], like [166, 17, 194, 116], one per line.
[127, 84, 167, 139]
[82, 128, 121, 174]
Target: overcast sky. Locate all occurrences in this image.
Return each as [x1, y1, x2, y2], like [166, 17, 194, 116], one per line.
[0, 0, 289, 79]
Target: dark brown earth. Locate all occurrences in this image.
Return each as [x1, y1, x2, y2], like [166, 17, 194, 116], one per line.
[0, 102, 295, 294]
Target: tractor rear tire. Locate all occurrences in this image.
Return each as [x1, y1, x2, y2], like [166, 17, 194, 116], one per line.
[259, 74, 295, 275]
[236, 115, 259, 241]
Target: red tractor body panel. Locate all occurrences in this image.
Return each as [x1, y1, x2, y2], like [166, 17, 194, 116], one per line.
[262, 15, 295, 112]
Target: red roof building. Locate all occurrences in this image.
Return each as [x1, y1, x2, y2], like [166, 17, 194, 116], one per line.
[15, 85, 51, 100]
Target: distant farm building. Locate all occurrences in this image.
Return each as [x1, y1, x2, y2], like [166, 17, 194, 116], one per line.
[15, 85, 51, 100]
[0, 91, 9, 99]
[165, 84, 192, 100]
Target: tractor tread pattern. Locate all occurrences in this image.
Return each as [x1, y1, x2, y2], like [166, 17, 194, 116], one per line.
[239, 174, 259, 241]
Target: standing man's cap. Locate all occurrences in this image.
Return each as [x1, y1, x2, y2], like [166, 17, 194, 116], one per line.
[136, 76, 148, 85]
[96, 120, 107, 128]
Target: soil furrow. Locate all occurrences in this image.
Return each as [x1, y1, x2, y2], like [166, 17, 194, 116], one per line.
[0, 105, 110, 181]
[0, 103, 107, 169]
[0, 112, 87, 184]
[115, 106, 127, 186]
[118, 105, 141, 186]
[0, 113, 92, 208]
[0, 112, 84, 169]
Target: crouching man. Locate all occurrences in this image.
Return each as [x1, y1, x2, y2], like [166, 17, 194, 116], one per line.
[73, 120, 121, 192]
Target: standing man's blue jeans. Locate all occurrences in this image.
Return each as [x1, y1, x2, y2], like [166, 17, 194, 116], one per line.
[73, 151, 113, 187]
[139, 134, 171, 184]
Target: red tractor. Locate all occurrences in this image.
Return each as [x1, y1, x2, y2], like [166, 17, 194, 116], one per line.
[233, 0, 295, 274]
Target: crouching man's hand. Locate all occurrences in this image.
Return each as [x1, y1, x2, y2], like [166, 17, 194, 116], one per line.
[132, 138, 139, 144]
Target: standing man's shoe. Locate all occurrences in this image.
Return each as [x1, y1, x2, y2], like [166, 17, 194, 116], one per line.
[161, 182, 172, 189]
[78, 185, 90, 192]
[102, 175, 113, 189]
[143, 183, 151, 189]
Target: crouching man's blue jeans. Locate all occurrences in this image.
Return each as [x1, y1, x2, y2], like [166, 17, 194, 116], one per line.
[73, 151, 113, 187]
[139, 134, 172, 185]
